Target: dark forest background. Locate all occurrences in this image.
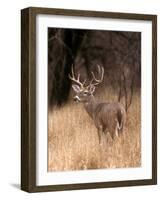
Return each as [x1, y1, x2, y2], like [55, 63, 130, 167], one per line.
[48, 28, 141, 108]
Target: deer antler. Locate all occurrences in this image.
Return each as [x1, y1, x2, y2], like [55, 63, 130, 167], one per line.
[69, 65, 86, 89]
[90, 65, 104, 86]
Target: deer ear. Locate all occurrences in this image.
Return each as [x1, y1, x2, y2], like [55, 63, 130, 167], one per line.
[89, 85, 95, 94]
[72, 84, 81, 93]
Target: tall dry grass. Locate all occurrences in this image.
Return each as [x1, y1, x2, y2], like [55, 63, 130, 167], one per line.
[48, 88, 141, 171]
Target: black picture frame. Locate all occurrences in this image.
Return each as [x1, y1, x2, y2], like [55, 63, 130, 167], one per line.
[21, 7, 157, 193]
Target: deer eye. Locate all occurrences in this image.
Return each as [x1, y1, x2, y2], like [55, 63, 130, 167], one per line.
[84, 91, 88, 96]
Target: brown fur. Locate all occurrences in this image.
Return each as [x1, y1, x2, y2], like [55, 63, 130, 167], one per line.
[84, 96, 126, 143]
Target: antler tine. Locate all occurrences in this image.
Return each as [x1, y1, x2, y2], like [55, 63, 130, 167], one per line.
[90, 65, 104, 86]
[69, 65, 86, 88]
[71, 65, 75, 78]
[68, 65, 74, 80]
[82, 79, 86, 85]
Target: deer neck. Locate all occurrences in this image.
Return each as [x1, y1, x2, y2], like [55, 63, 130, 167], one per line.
[84, 95, 97, 119]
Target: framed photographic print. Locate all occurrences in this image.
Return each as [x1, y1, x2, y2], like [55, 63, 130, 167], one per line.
[21, 7, 157, 192]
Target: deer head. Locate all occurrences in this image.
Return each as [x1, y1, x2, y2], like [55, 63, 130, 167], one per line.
[69, 65, 104, 103]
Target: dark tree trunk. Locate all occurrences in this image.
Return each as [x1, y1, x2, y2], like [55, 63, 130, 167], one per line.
[48, 29, 87, 107]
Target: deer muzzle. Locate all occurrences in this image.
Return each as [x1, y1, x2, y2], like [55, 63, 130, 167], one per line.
[74, 96, 80, 102]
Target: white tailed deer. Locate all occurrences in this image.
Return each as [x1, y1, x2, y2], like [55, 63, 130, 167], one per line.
[69, 65, 126, 144]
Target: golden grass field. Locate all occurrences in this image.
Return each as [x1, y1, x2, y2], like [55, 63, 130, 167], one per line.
[48, 88, 141, 171]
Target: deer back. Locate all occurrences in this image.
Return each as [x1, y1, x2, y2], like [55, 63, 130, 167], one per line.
[93, 102, 126, 131]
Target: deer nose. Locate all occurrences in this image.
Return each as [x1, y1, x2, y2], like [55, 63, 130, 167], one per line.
[74, 96, 80, 102]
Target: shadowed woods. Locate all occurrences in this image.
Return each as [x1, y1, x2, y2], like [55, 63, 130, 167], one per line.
[48, 28, 141, 107]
